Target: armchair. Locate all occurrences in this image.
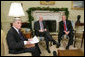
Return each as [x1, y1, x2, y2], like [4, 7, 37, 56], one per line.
[1, 30, 32, 56]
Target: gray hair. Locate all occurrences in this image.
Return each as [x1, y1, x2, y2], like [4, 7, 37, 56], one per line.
[12, 18, 22, 23]
[62, 15, 66, 17]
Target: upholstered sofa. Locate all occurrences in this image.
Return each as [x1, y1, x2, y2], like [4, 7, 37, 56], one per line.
[1, 30, 32, 56]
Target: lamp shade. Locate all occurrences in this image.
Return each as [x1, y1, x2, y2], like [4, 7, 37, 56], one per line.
[8, 2, 25, 17]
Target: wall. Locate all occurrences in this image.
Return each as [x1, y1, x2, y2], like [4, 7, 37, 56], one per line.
[1, 1, 84, 33]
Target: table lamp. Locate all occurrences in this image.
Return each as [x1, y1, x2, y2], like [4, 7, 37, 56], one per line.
[8, 2, 25, 19]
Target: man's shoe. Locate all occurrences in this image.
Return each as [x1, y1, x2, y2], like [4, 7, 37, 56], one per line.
[53, 51, 57, 56]
[66, 46, 69, 50]
[39, 51, 41, 54]
[46, 48, 51, 53]
[53, 42, 56, 45]
[56, 43, 60, 48]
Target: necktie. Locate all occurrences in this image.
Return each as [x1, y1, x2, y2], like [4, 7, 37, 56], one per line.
[64, 22, 66, 31]
[18, 30, 25, 41]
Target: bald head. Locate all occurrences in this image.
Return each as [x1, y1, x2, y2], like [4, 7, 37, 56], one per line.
[39, 16, 43, 21]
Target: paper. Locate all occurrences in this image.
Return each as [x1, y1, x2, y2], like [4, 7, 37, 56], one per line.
[28, 36, 39, 44]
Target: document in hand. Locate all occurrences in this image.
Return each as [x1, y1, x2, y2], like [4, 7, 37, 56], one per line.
[29, 36, 39, 44]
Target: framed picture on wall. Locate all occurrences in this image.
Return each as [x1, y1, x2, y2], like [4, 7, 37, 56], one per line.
[71, 1, 84, 10]
[40, 1, 55, 5]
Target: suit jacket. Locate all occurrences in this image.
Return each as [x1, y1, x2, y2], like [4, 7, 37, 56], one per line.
[6, 27, 28, 54]
[59, 19, 74, 35]
[34, 21, 48, 36]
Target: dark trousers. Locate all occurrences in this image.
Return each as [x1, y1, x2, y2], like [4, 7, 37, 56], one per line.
[24, 47, 40, 56]
[58, 32, 74, 46]
[38, 31, 57, 49]
[35, 43, 41, 53]
[9, 47, 40, 56]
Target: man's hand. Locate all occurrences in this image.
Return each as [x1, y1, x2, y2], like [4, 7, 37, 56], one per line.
[27, 41, 31, 44]
[39, 29, 44, 32]
[64, 31, 70, 35]
[44, 29, 47, 31]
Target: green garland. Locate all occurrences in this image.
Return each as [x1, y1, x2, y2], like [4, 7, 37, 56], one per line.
[26, 7, 69, 30]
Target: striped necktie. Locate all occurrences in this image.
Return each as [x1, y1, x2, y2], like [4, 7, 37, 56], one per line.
[64, 22, 66, 31]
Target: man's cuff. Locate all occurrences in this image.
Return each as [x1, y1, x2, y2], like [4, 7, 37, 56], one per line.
[24, 41, 27, 45]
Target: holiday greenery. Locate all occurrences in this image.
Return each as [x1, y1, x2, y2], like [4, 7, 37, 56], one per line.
[26, 7, 69, 29]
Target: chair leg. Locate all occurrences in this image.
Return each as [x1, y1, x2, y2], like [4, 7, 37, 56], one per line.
[74, 40, 76, 47]
[81, 38, 83, 48]
[74, 31, 76, 48]
[74, 37, 76, 48]
[81, 32, 84, 48]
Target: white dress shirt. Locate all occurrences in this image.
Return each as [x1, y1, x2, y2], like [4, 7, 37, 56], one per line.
[39, 21, 44, 30]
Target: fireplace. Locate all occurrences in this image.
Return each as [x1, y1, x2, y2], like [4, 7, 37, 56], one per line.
[44, 20, 56, 32]
[32, 11, 64, 33]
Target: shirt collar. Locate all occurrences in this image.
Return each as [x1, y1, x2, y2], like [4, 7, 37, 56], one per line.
[63, 20, 66, 23]
[13, 26, 19, 33]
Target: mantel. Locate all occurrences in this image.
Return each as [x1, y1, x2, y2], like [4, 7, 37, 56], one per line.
[26, 7, 69, 29]
[32, 11, 65, 32]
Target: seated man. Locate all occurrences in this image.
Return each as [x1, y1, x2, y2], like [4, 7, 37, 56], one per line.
[34, 16, 58, 53]
[58, 15, 74, 49]
[6, 18, 40, 56]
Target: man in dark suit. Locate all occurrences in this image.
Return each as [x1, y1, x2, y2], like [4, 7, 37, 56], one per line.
[58, 15, 74, 49]
[6, 18, 40, 56]
[34, 16, 58, 53]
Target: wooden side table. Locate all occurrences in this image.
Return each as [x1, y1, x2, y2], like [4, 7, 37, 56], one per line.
[58, 49, 84, 56]
[24, 31, 32, 39]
